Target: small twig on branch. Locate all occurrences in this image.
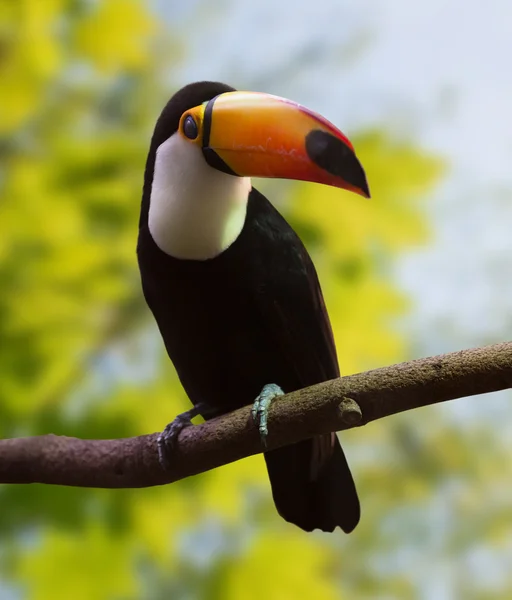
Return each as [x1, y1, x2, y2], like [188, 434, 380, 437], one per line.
[1, 342, 511, 488]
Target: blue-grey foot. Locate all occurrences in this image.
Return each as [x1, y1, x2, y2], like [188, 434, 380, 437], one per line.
[158, 403, 210, 470]
[251, 383, 284, 448]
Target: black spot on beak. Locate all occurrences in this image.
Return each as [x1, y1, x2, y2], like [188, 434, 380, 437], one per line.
[305, 130, 370, 197]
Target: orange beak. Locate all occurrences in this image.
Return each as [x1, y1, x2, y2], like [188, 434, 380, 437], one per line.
[180, 91, 370, 198]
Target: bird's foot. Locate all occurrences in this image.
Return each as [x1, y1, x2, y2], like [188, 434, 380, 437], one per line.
[251, 383, 284, 448]
[158, 405, 202, 470]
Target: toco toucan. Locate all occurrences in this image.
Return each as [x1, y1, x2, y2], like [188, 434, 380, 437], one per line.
[137, 81, 369, 533]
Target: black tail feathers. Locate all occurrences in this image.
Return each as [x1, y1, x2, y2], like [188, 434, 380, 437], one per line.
[264, 435, 360, 533]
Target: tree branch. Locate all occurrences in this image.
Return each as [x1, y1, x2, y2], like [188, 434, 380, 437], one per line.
[1, 342, 511, 488]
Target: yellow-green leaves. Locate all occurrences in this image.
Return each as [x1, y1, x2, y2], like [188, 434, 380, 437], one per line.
[17, 526, 139, 600]
[224, 532, 340, 600]
[0, 0, 158, 134]
[0, 0, 64, 132]
[75, 0, 158, 73]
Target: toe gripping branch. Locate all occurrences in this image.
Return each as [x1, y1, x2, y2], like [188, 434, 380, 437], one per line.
[157, 403, 213, 470]
[251, 383, 284, 448]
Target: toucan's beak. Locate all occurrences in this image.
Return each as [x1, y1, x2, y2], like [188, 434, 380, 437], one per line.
[191, 91, 369, 198]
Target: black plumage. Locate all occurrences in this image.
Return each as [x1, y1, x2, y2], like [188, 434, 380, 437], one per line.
[137, 82, 360, 532]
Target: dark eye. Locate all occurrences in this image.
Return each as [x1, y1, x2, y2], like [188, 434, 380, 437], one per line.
[183, 115, 198, 140]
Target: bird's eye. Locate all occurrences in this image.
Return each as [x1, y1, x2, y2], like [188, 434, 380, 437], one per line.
[183, 115, 198, 140]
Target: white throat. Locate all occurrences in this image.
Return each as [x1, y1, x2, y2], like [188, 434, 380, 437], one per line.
[148, 134, 251, 260]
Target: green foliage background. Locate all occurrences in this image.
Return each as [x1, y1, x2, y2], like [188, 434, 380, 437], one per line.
[1, 1, 510, 598]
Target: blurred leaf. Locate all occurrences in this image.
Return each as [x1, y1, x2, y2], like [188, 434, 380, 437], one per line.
[0, 0, 64, 132]
[224, 532, 339, 600]
[74, 0, 158, 73]
[17, 525, 139, 600]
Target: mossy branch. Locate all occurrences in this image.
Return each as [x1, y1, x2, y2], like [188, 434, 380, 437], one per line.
[1, 342, 511, 487]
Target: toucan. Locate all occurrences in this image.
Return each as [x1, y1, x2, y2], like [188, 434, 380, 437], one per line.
[137, 81, 369, 533]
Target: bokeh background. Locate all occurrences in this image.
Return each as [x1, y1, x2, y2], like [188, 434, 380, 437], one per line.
[1, 1, 511, 598]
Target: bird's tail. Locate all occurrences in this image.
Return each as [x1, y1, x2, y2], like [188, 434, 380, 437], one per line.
[263, 434, 360, 533]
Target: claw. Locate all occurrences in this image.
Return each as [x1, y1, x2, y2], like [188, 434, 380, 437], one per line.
[252, 383, 284, 448]
[157, 413, 194, 470]
[157, 403, 210, 470]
